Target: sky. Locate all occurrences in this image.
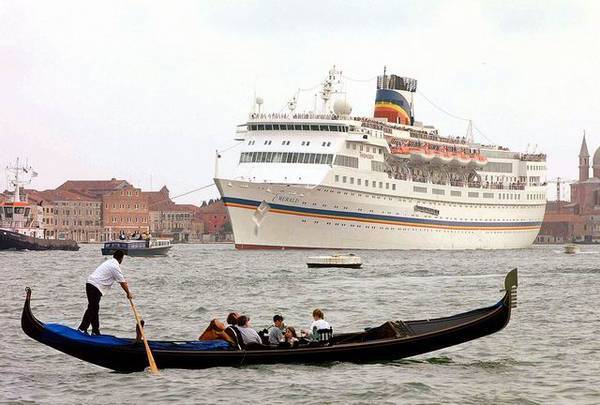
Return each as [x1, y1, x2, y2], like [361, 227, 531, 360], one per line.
[2, 0, 600, 203]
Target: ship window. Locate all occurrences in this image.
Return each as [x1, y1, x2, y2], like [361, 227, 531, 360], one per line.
[322, 142, 326, 146]
[432, 188, 445, 195]
[257, 124, 264, 130]
[319, 125, 329, 131]
[385, 183, 389, 189]
[373, 182, 376, 188]
[335, 175, 339, 182]
[329, 125, 338, 131]
[310, 125, 319, 131]
[357, 179, 362, 185]
[352, 144, 356, 150]
[286, 153, 293, 163]
[327, 142, 331, 146]
[266, 124, 273, 130]
[250, 125, 257, 130]
[343, 176, 347, 183]
[350, 177, 354, 184]
[468, 192, 479, 198]
[294, 124, 301, 130]
[451, 190, 461, 197]
[483, 193, 494, 199]
[309, 154, 316, 163]
[273, 124, 280, 130]
[302, 124, 310, 130]
[297, 153, 304, 163]
[392, 184, 396, 190]
[282, 141, 286, 145]
[326, 154, 333, 164]
[306, 141, 310, 146]
[413, 186, 427, 193]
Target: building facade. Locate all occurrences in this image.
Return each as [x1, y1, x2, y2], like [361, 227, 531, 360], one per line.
[538, 134, 600, 243]
[102, 184, 150, 240]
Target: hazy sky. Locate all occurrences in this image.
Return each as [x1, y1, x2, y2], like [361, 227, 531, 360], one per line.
[2, 1, 599, 203]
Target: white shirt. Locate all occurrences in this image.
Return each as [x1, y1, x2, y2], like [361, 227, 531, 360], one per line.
[310, 319, 331, 332]
[87, 258, 126, 295]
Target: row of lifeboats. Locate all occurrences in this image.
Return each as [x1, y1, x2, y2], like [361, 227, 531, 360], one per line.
[389, 146, 488, 168]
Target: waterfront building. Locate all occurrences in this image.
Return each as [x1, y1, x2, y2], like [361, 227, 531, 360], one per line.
[538, 134, 600, 243]
[101, 184, 149, 241]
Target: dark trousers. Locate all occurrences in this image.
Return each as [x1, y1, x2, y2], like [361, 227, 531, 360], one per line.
[78, 283, 102, 334]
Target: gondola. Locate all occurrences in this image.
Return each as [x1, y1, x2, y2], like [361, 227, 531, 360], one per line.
[21, 269, 518, 373]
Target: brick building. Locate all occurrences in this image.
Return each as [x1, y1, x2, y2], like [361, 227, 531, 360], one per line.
[196, 199, 231, 240]
[144, 186, 203, 241]
[538, 134, 600, 243]
[102, 184, 149, 240]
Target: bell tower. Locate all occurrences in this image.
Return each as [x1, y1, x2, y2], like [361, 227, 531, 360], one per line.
[579, 133, 590, 181]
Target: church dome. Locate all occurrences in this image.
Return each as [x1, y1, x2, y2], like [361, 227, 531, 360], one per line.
[594, 147, 600, 167]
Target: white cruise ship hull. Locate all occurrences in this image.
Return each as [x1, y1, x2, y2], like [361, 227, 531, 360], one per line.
[215, 179, 544, 250]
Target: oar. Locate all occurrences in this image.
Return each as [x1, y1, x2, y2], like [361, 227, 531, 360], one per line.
[128, 297, 159, 374]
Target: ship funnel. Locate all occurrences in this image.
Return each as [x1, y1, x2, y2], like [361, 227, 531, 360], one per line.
[374, 73, 417, 125]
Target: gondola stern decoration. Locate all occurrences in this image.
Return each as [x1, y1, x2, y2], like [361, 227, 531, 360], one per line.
[22, 287, 45, 339]
[503, 268, 518, 309]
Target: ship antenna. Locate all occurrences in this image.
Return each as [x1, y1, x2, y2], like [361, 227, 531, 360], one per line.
[466, 120, 474, 144]
[383, 65, 387, 89]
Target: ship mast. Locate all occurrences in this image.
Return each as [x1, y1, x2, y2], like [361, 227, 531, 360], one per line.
[6, 158, 36, 203]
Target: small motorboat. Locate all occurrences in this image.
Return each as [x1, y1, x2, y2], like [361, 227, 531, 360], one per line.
[21, 269, 518, 372]
[101, 239, 172, 257]
[307, 254, 362, 268]
[564, 245, 579, 255]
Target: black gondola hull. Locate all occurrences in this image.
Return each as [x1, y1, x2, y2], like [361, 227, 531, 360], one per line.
[21, 270, 517, 372]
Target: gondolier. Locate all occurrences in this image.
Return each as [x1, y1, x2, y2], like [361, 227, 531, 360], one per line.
[78, 250, 133, 335]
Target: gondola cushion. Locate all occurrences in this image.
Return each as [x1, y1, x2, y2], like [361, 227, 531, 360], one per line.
[42, 324, 231, 350]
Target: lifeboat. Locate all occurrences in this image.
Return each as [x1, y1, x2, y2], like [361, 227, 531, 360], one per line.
[409, 147, 434, 162]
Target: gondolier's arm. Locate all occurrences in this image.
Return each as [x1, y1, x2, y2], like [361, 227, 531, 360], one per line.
[120, 282, 133, 299]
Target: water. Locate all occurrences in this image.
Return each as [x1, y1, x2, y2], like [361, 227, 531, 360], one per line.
[1, 244, 599, 404]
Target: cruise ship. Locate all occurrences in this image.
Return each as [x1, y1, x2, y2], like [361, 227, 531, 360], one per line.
[214, 67, 547, 250]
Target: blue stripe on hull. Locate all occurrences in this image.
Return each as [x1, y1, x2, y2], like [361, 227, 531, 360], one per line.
[222, 197, 542, 229]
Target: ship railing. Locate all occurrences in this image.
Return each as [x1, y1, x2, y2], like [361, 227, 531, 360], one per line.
[248, 113, 342, 120]
[520, 153, 547, 162]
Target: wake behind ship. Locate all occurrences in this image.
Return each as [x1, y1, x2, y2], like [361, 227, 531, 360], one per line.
[215, 67, 547, 250]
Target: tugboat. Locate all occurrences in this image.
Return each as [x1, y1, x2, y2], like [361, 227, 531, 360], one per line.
[0, 159, 79, 251]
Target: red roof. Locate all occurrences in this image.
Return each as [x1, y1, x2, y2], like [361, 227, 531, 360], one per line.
[57, 179, 130, 198]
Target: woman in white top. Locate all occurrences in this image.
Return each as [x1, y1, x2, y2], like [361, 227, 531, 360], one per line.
[309, 308, 331, 338]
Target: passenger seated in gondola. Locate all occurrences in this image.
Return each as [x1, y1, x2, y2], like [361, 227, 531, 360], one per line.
[222, 312, 241, 348]
[236, 315, 262, 346]
[278, 326, 299, 348]
[308, 308, 332, 341]
[198, 318, 235, 345]
[268, 314, 285, 346]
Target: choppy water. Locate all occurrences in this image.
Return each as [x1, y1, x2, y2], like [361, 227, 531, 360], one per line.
[1, 244, 599, 404]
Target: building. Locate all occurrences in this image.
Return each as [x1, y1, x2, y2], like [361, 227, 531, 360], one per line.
[538, 134, 600, 243]
[102, 184, 149, 241]
[144, 186, 203, 242]
[196, 199, 231, 241]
